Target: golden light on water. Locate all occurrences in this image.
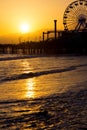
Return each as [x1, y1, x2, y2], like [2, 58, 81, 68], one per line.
[20, 60, 36, 98]
[26, 78, 35, 98]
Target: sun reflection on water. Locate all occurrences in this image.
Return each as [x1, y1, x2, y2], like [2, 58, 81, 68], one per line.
[21, 60, 36, 99]
[21, 60, 32, 73]
[26, 78, 35, 98]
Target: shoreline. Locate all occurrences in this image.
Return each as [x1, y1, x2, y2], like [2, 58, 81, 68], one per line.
[0, 53, 87, 62]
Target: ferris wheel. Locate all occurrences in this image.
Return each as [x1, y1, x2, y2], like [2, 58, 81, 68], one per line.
[63, 0, 87, 31]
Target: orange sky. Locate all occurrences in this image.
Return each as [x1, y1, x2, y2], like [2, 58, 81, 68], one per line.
[0, 0, 74, 43]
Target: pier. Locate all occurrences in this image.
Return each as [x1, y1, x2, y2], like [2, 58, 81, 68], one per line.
[1, 0, 87, 55]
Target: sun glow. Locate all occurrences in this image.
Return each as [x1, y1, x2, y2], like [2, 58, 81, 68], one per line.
[20, 23, 30, 33]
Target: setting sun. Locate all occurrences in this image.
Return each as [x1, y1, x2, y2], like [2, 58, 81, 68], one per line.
[20, 23, 30, 33]
[0, 0, 74, 43]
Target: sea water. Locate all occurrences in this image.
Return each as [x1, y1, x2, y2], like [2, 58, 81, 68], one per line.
[0, 54, 87, 129]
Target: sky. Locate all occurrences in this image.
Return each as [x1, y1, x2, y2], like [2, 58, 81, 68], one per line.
[0, 0, 74, 43]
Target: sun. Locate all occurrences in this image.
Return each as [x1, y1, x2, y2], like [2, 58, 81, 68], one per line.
[20, 23, 30, 33]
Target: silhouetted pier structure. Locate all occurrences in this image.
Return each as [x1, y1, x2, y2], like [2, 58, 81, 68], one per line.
[42, 20, 59, 41]
[0, 30, 87, 55]
[1, 0, 87, 55]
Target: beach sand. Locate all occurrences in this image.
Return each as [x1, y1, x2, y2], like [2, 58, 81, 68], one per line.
[0, 86, 87, 130]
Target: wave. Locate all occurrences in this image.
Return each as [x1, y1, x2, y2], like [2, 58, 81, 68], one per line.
[0, 66, 76, 83]
[0, 63, 87, 83]
[0, 55, 38, 61]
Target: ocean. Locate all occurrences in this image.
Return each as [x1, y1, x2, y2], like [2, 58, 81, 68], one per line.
[0, 54, 87, 129]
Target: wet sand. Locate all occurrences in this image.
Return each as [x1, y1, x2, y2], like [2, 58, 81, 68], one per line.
[0, 86, 87, 130]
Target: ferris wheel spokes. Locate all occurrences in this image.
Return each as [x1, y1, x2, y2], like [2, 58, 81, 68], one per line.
[63, 0, 87, 31]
